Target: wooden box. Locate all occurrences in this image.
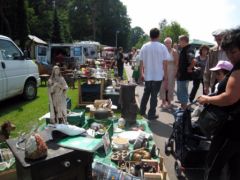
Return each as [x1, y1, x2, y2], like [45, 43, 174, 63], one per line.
[142, 159, 168, 180]
[0, 169, 16, 180]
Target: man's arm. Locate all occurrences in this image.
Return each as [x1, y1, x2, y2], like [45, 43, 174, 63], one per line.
[187, 58, 196, 72]
[198, 70, 240, 106]
[173, 49, 179, 77]
[140, 60, 144, 81]
[187, 48, 196, 72]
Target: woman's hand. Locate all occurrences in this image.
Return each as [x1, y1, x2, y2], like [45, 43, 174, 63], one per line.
[197, 95, 209, 105]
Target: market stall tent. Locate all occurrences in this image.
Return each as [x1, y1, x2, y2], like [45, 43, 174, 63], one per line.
[190, 39, 215, 49]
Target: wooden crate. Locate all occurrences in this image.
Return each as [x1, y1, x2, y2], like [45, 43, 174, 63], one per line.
[0, 169, 16, 180]
[142, 158, 168, 180]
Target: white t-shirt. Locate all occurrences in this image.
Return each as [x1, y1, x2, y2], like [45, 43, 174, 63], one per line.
[139, 41, 169, 81]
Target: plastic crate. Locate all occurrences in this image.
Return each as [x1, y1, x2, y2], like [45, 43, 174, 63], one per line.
[83, 118, 113, 138]
[46, 110, 85, 127]
[66, 97, 71, 110]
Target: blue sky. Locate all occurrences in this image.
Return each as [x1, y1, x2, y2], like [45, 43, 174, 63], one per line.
[121, 0, 240, 43]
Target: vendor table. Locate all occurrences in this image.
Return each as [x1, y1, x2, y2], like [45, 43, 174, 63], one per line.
[94, 119, 154, 166]
[6, 139, 93, 180]
[39, 74, 50, 86]
[92, 119, 168, 180]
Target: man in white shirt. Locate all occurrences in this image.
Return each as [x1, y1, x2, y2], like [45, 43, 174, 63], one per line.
[139, 28, 169, 120]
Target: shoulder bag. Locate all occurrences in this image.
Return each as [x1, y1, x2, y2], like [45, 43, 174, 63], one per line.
[197, 104, 229, 138]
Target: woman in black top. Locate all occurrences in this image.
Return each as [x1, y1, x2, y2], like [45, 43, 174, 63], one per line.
[116, 47, 124, 80]
[189, 45, 209, 102]
[198, 27, 240, 180]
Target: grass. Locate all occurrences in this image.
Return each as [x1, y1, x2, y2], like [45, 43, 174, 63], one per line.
[0, 84, 79, 138]
[0, 69, 132, 138]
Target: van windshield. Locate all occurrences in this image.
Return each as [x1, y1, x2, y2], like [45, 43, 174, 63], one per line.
[0, 39, 22, 60]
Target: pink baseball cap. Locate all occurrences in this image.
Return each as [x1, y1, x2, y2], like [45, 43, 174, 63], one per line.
[210, 60, 233, 71]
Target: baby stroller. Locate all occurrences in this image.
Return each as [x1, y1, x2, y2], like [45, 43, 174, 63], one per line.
[165, 103, 211, 178]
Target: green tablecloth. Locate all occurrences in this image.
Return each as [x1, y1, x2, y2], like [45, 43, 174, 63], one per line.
[94, 119, 157, 167]
[39, 114, 158, 168]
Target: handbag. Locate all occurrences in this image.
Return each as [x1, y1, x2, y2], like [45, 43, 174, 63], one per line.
[191, 67, 202, 80]
[197, 104, 229, 137]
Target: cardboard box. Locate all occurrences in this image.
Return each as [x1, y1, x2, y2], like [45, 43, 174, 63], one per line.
[141, 159, 168, 180]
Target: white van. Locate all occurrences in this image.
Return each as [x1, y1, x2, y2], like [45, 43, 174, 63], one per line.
[0, 35, 40, 101]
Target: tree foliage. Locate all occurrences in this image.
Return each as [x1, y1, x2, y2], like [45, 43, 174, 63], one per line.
[0, 1, 189, 51]
[134, 34, 149, 49]
[0, 1, 22, 41]
[17, 0, 29, 49]
[0, 0, 131, 49]
[129, 26, 145, 49]
[159, 19, 189, 44]
[51, 9, 63, 43]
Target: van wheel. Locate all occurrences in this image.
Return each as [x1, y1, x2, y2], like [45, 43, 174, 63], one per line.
[23, 80, 37, 100]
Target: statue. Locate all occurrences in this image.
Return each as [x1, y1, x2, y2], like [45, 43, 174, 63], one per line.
[48, 66, 68, 124]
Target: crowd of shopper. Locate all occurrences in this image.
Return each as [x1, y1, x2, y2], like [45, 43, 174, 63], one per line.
[130, 26, 240, 180]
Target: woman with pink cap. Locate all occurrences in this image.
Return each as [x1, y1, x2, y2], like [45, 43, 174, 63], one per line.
[210, 60, 233, 94]
[198, 27, 240, 180]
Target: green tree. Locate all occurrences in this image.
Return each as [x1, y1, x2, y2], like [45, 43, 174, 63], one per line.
[0, 0, 19, 39]
[129, 26, 145, 49]
[1, 0, 131, 47]
[159, 20, 189, 43]
[17, 0, 29, 49]
[69, 0, 131, 49]
[135, 34, 149, 49]
[68, 0, 92, 41]
[0, 0, 12, 37]
[51, 9, 63, 43]
[98, 0, 131, 49]
[27, 0, 53, 41]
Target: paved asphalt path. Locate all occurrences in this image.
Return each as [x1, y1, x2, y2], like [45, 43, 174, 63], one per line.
[125, 64, 205, 180]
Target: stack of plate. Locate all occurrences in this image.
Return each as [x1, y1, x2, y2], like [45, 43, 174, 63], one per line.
[111, 137, 129, 150]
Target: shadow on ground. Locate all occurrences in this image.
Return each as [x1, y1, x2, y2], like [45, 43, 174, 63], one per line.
[0, 95, 38, 117]
[148, 120, 173, 139]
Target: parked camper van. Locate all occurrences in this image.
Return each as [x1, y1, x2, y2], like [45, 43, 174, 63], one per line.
[76, 41, 100, 60]
[0, 35, 40, 101]
[35, 43, 86, 74]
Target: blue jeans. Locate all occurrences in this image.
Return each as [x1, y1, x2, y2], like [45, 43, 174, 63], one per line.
[177, 80, 189, 104]
[140, 81, 162, 118]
